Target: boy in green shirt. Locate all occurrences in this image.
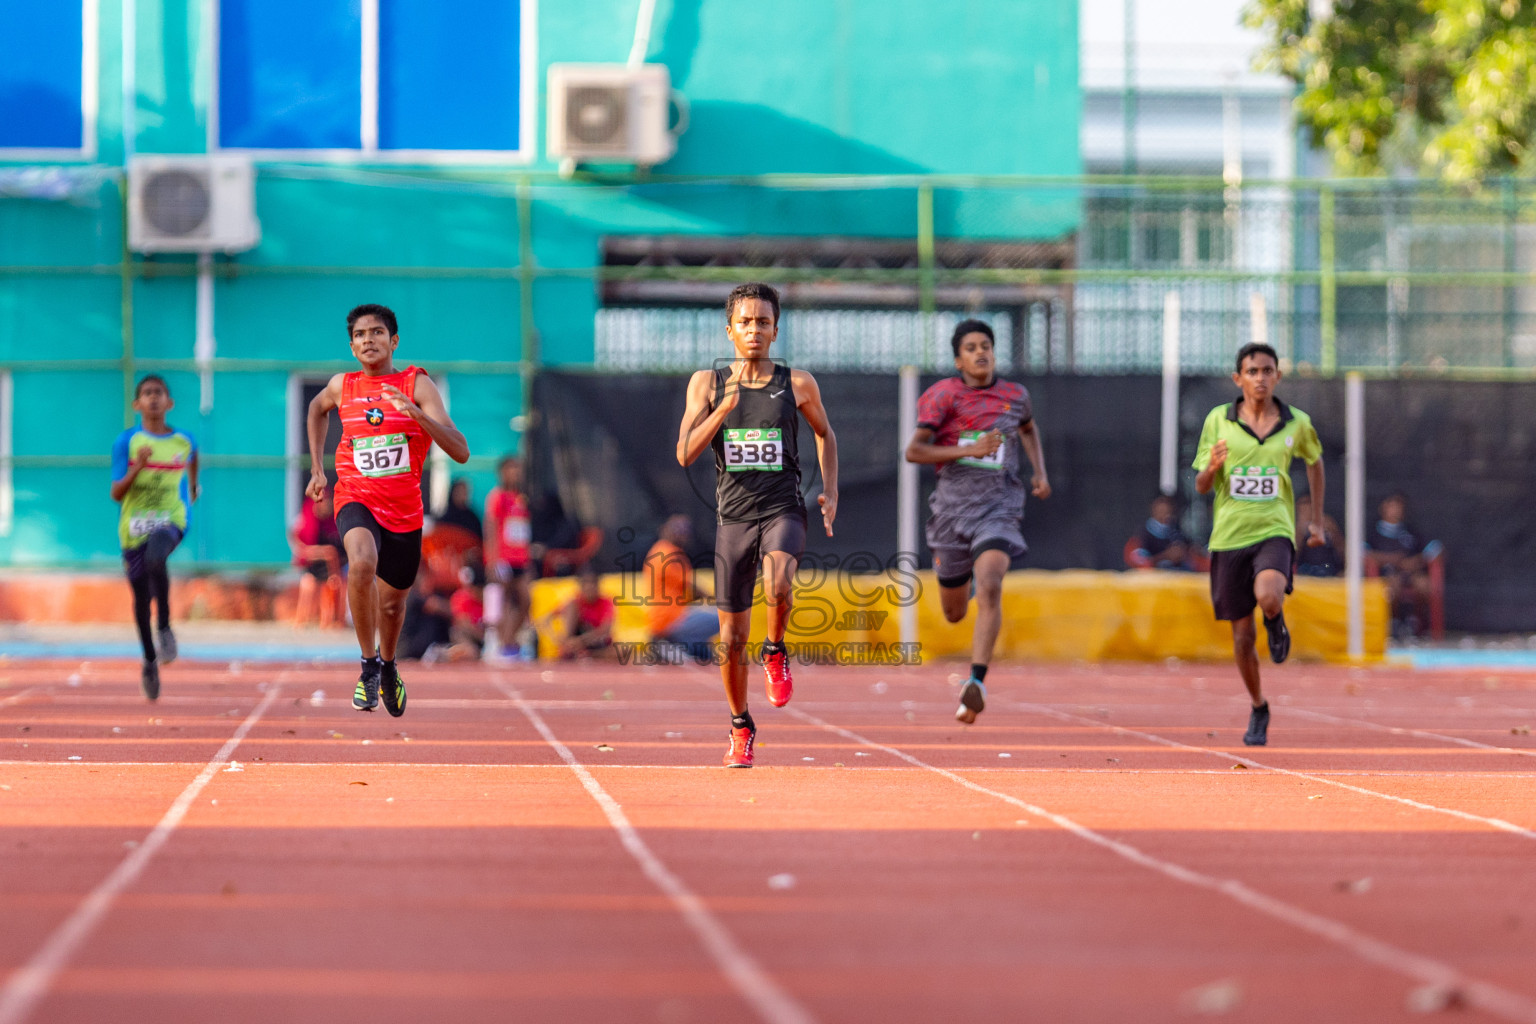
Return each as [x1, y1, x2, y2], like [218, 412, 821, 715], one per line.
[110, 376, 199, 700]
[1194, 344, 1325, 746]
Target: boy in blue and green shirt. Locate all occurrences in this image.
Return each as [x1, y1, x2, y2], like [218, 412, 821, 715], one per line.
[1194, 343, 1325, 746]
[110, 375, 198, 700]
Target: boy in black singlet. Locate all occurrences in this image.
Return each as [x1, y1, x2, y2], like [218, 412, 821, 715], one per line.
[675, 283, 839, 767]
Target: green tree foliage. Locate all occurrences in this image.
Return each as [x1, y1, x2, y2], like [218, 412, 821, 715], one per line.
[1246, 0, 1536, 179]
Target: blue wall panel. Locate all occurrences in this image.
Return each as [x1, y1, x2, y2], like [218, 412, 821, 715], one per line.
[379, 0, 523, 150]
[0, 2, 84, 149]
[219, 0, 362, 149]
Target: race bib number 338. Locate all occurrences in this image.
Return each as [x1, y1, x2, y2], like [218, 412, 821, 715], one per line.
[1228, 466, 1281, 501]
[352, 434, 410, 478]
[724, 428, 782, 472]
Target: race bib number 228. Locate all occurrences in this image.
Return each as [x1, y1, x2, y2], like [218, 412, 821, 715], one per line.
[1228, 466, 1281, 501]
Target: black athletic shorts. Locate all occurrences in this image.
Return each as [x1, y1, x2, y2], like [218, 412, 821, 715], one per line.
[1209, 536, 1295, 621]
[336, 502, 422, 591]
[714, 507, 807, 614]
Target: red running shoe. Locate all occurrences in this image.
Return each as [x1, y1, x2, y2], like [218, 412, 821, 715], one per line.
[723, 726, 756, 768]
[764, 645, 793, 707]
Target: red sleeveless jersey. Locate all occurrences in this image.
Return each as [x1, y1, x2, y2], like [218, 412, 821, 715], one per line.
[333, 366, 433, 532]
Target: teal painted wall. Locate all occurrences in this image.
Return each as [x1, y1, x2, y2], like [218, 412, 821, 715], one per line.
[0, 0, 1079, 569]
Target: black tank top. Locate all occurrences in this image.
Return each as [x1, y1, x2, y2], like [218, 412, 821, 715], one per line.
[711, 362, 804, 524]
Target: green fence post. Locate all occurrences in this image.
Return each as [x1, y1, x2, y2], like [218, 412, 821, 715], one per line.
[118, 175, 136, 426]
[517, 176, 537, 445]
[1319, 184, 1337, 376]
[917, 181, 936, 365]
[1504, 177, 1516, 369]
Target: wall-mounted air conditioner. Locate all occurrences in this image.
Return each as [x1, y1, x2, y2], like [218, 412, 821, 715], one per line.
[547, 63, 685, 169]
[128, 155, 260, 254]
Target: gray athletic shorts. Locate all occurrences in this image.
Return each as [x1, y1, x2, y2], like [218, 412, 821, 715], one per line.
[927, 509, 1025, 588]
[715, 507, 807, 613]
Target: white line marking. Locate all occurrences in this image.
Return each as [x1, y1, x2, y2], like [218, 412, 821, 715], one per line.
[492, 676, 814, 1024]
[1010, 702, 1536, 841]
[0, 683, 283, 1024]
[787, 706, 1536, 1024]
[12, 760, 1536, 780]
[1286, 706, 1536, 758]
[0, 688, 41, 710]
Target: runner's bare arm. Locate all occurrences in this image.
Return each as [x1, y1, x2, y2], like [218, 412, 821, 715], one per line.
[676, 368, 740, 466]
[385, 375, 470, 464]
[188, 451, 200, 502]
[1304, 456, 1327, 547]
[904, 428, 1004, 465]
[305, 374, 344, 500]
[109, 444, 151, 502]
[1195, 440, 1229, 494]
[1017, 418, 1051, 499]
[792, 369, 838, 536]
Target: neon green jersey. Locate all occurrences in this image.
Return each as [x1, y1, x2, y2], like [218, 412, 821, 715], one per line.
[1193, 399, 1321, 552]
[112, 426, 197, 550]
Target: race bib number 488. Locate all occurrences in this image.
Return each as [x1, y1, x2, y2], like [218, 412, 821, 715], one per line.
[1228, 466, 1281, 501]
[128, 512, 171, 538]
[352, 434, 410, 478]
[724, 428, 782, 472]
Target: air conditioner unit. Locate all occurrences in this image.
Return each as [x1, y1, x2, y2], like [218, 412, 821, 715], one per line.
[128, 155, 260, 254]
[547, 63, 683, 168]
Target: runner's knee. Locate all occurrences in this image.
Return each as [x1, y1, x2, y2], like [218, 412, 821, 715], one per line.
[349, 550, 378, 578]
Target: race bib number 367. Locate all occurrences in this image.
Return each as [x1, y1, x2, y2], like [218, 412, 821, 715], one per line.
[1228, 466, 1281, 501]
[352, 434, 410, 478]
[724, 428, 782, 472]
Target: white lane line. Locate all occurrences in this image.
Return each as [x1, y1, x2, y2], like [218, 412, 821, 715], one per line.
[0, 682, 283, 1024]
[1285, 706, 1536, 759]
[14, 760, 1536, 781]
[1008, 701, 1536, 841]
[0, 688, 42, 710]
[493, 676, 813, 1024]
[787, 706, 1536, 1024]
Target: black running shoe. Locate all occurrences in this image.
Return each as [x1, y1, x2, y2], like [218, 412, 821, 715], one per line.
[157, 627, 178, 665]
[380, 660, 407, 718]
[140, 660, 160, 702]
[1244, 701, 1271, 746]
[956, 678, 986, 724]
[1263, 612, 1290, 664]
[353, 659, 381, 712]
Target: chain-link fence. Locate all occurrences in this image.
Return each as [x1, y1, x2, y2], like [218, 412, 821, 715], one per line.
[5, 167, 1536, 569]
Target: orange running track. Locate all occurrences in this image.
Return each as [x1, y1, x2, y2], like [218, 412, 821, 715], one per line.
[2, 657, 1536, 1023]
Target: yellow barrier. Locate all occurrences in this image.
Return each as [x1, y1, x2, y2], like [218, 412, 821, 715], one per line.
[528, 569, 1388, 664]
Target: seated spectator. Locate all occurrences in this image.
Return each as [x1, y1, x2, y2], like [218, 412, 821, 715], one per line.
[538, 566, 616, 660]
[641, 514, 718, 661]
[1294, 493, 1344, 577]
[1126, 495, 1205, 571]
[443, 562, 488, 662]
[1366, 493, 1440, 638]
[288, 488, 346, 628]
[437, 478, 483, 538]
[399, 564, 453, 662]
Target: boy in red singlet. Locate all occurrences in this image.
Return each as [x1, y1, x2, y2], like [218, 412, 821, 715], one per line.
[306, 304, 470, 716]
[482, 455, 533, 662]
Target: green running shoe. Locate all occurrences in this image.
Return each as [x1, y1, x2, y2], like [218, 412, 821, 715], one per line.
[353, 659, 381, 712]
[381, 660, 407, 718]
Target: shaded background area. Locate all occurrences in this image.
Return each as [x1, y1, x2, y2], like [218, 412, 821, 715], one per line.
[528, 370, 1530, 633]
